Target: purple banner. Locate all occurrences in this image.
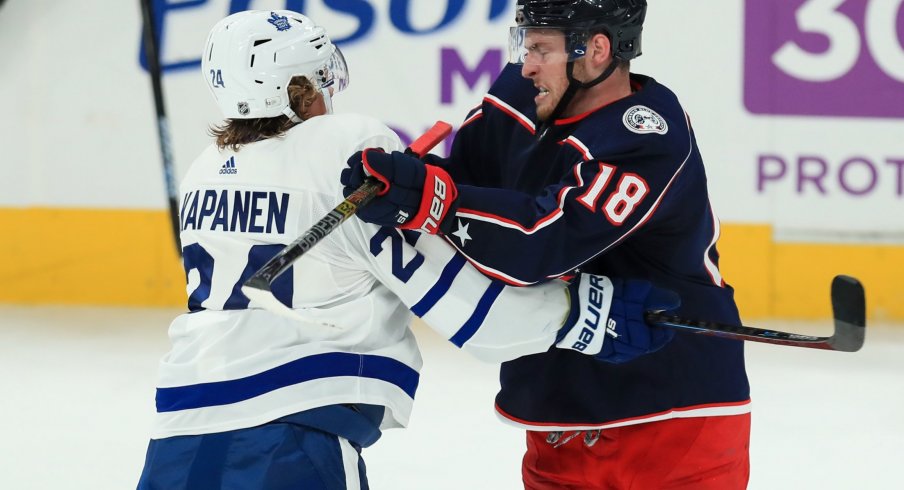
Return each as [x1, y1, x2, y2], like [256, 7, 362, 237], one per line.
[744, 0, 904, 118]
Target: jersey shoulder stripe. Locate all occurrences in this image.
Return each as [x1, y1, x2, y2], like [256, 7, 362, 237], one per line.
[461, 108, 483, 129]
[485, 94, 536, 134]
[561, 136, 594, 161]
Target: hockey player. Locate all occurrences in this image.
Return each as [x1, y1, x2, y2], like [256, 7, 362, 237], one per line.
[137, 9, 680, 490]
[341, 1, 751, 488]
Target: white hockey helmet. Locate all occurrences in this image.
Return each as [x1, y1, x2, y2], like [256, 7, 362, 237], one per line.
[202, 10, 349, 121]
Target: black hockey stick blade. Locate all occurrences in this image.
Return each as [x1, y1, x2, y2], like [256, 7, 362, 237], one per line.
[241, 121, 453, 315]
[826, 275, 866, 352]
[645, 275, 866, 352]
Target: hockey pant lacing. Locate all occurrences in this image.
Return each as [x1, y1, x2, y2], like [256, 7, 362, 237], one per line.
[545, 430, 601, 449]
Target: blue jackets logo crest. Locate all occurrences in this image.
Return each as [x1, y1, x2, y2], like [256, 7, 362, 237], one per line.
[267, 12, 291, 31]
[623, 106, 668, 135]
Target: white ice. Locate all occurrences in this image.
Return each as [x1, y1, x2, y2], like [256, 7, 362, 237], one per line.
[1, 306, 901, 489]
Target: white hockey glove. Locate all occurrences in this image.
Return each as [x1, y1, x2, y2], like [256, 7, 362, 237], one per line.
[557, 274, 680, 364]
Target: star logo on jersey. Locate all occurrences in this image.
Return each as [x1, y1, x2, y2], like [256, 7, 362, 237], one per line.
[451, 220, 472, 247]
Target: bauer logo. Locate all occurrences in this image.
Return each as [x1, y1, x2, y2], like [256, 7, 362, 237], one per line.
[744, 0, 904, 118]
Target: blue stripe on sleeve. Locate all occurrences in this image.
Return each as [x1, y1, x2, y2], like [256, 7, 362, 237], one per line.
[411, 254, 467, 317]
[155, 353, 419, 413]
[449, 281, 506, 348]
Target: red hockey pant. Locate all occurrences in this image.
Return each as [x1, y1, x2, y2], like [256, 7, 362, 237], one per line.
[522, 413, 750, 490]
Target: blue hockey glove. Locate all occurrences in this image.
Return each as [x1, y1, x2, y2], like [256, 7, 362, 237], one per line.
[557, 275, 680, 364]
[341, 149, 458, 234]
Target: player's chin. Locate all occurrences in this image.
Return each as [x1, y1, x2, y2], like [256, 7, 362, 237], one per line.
[536, 104, 553, 122]
[535, 94, 562, 121]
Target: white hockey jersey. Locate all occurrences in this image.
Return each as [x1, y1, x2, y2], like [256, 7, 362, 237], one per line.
[151, 114, 571, 439]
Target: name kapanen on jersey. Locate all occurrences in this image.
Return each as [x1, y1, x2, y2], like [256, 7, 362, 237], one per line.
[180, 189, 289, 234]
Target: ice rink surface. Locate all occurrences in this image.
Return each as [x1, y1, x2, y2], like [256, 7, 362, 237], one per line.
[1, 305, 901, 489]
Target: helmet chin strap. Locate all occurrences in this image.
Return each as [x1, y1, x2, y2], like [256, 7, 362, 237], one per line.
[537, 57, 620, 142]
[282, 106, 304, 124]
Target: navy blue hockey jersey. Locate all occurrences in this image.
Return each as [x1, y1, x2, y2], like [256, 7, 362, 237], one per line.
[440, 64, 750, 429]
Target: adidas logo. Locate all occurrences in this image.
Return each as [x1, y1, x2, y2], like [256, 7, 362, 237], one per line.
[219, 156, 237, 175]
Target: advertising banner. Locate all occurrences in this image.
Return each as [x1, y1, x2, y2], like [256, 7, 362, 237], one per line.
[0, 0, 901, 318]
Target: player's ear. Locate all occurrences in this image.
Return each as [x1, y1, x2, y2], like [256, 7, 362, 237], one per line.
[587, 33, 612, 67]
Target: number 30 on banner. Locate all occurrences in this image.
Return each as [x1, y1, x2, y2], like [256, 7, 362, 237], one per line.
[773, 0, 904, 83]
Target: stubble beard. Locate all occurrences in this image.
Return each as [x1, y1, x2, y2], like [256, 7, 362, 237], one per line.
[536, 95, 556, 122]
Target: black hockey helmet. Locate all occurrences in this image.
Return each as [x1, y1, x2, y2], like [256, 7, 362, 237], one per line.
[511, 0, 648, 141]
[516, 0, 646, 61]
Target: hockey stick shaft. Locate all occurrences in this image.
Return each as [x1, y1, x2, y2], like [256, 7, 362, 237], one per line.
[243, 121, 453, 294]
[139, 0, 181, 254]
[645, 313, 838, 348]
[645, 275, 866, 352]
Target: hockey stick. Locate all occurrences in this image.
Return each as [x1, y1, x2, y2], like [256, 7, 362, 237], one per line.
[241, 121, 453, 313]
[139, 0, 181, 255]
[645, 275, 865, 352]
